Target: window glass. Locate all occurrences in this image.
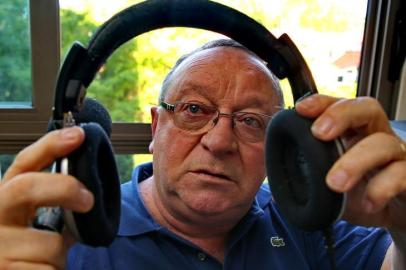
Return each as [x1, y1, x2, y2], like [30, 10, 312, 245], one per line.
[0, 154, 14, 180]
[0, 0, 32, 108]
[117, 154, 152, 183]
[59, 0, 368, 118]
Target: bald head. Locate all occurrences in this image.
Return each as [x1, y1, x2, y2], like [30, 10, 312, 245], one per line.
[159, 39, 284, 108]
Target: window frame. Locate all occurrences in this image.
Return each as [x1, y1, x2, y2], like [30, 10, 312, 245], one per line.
[0, 0, 59, 153]
[358, 0, 405, 118]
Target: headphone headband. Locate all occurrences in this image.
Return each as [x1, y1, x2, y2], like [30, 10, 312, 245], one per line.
[54, 0, 317, 120]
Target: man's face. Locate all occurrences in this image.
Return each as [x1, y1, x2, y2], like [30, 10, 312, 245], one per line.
[150, 47, 281, 225]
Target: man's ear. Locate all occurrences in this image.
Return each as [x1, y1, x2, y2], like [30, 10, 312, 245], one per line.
[149, 107, 159, 153]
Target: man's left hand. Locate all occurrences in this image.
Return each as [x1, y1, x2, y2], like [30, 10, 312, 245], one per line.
[296, 94, 406, 231]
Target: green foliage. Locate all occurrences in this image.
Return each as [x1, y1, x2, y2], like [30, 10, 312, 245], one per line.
[299, 2, 349, 32]
[60, 9, 140, 178]
[88, 41, 140, 122]
[0, 0, 31, 102]
[214, 0, 281, 29]
[60, 9, 97, 55]
[115, 155, 133, 183]
[61, 9, 141, 123]
[0, 154, 14, 177]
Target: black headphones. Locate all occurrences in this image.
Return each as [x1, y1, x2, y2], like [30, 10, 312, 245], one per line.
[48, 0, 345, 246]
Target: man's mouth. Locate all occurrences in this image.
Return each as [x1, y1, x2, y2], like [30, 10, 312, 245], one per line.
[192, 169, 232, 181]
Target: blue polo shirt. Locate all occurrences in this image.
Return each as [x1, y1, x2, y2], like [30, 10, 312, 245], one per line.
[67, 162, 391, 269]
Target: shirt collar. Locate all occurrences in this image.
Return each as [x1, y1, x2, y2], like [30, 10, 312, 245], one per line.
[118, 162, 271, 236]
[118, 162, 161, 236]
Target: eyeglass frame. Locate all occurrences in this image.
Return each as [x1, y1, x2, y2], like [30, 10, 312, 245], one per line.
[159, 101, 277, 143]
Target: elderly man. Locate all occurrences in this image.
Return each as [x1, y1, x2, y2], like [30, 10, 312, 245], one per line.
[0, 39, 405, 269]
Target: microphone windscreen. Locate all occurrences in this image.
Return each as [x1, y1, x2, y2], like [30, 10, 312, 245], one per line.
[73, 98, 112, 137]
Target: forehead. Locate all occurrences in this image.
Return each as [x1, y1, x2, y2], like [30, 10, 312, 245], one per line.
[167, 47, 280, 110]
[174, 47, 270, 80]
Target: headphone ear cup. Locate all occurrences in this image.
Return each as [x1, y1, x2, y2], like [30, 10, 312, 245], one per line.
[65, 122, 121, 246]
[265, 109, 344, 231]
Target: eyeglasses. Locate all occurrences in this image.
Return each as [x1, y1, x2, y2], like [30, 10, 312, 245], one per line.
[160, 101, 274, 143]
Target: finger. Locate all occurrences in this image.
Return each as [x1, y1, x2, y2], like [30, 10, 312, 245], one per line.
[341, 180, 385, 227]
[5, 262, 57, 270]
[309, 97, 392, 141]
[364, 160, 406, 214]
[0, 172, 93, 225]
[0, 226, 67, 268]
[3, 127, 84, 182]
[326, 132, 405, 192]
[295, 94, 339, 117]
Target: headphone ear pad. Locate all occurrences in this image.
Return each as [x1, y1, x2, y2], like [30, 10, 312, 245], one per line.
[66, 122, 121, 246]
[265, 109, 344, 231]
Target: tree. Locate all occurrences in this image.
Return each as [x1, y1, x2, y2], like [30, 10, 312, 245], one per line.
[61, 9, 141, 123]
[0, 0, 31, 102]
[299, 2, 349, 32]
[61, 9, 141, 181]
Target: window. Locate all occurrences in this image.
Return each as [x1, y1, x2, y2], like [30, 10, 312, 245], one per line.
[0, 154, 14, 180]
[1, 0, 403, 175]
[117, 154, 152, 183]
[0, 0, 59, 153]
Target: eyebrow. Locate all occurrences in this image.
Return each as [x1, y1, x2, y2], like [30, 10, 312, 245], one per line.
[236, 95, 281, 115]
[174, 81, 280, 114]
[176, 81, 216, 98]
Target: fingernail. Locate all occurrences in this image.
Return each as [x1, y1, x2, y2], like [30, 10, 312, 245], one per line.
[61, 127, 80, 141]
[79, 188, 94, 211]
[312, 116, 333, 136]
[327, 169, 348, 190]
[295, 95, 315, 110]
[295, 92, 314, 104]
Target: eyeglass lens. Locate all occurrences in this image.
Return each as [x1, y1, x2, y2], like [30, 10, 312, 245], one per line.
[171, 102, 270, 142]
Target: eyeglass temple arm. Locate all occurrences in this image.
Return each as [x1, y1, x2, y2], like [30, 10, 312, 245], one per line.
[160, 101, 175, 112]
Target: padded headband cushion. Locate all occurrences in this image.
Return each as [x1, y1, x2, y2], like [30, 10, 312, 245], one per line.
[67, 122, 120, 246]
[265, 109, 344, 231]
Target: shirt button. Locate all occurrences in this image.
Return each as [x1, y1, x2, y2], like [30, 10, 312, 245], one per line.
[197, 252, 206, 261]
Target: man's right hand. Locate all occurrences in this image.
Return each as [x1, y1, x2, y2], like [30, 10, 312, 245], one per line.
[0, 127, 94, 269]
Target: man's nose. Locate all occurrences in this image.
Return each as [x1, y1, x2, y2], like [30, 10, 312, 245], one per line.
[200, 114, 238, 154]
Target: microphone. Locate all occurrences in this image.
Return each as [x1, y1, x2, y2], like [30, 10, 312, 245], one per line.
[33, 98, 112, 233]
[73, 98, 112, 137]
